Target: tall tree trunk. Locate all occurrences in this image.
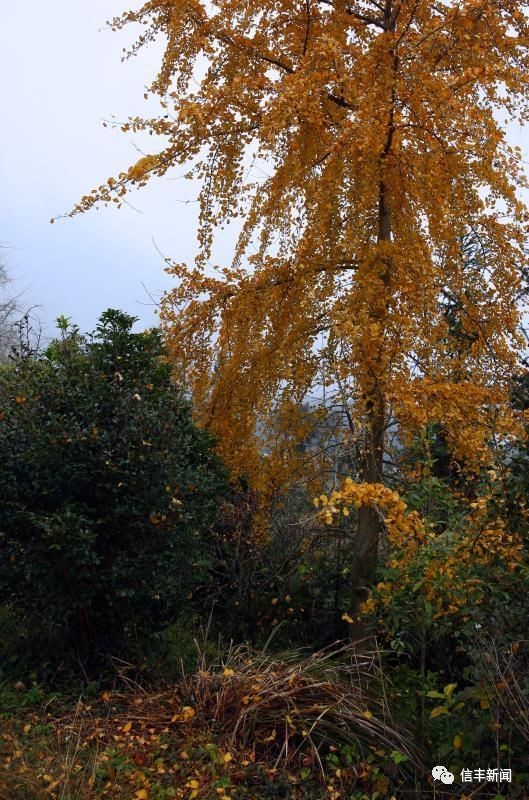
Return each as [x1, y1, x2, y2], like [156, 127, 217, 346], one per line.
[351, 4, 397, 637]
[351, 188, 392, 635]
[75, 604, 96, 658]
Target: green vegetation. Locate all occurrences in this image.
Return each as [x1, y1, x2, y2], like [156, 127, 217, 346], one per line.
[2, 313, 529, 797]
[0, 310, 228, 672]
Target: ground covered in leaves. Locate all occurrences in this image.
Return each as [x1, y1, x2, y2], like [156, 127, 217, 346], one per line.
[0, 646, 423, 800]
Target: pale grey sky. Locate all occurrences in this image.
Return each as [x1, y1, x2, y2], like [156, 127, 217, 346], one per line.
[0, 1, 207, 338]
[1, 2, 528, 342]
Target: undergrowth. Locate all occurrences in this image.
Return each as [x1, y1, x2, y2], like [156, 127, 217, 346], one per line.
[0, 642, 426, 800]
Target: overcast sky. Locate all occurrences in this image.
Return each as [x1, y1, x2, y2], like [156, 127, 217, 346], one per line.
[2, 2, 528, 342]
[0, 0, 209, 339]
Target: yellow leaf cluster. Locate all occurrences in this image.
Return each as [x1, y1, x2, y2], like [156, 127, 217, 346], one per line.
[360, 489, 524, 621]
[318, 478, 425, 549]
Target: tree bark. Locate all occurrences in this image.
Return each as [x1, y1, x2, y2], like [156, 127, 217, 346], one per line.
[75, 605, 95, 657]
[351, 4, 397, 638]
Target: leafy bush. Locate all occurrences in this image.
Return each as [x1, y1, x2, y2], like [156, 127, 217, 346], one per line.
[358, 462, 529, 795]
[207, 482, 357, 648]
[0, 310, 228, 669]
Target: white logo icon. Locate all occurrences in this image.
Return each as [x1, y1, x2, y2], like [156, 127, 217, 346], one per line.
[432, 765, 455, 784]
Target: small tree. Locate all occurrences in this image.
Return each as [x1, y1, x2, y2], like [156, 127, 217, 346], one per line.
[0, 310, 228, 666]
[0, 253, 43, 362]
[0, 258, 22, 362]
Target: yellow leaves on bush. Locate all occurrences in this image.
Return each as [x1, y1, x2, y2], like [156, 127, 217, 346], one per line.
[317, 479, 425, 550]
[430, 706, 450, 718]
[364, 492, 524, 623]
[320, 466, 525, 626]
[359, 597, 377, 614]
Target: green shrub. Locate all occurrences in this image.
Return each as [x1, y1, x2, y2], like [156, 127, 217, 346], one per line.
[0, 310, 228, 670]
[360, 484, 529, 794]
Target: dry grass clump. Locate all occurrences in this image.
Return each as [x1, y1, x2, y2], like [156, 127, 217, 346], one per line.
[185, 641, 422, 773]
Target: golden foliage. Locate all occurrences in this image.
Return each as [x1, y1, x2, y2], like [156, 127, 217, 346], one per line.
[350, 485, 525, 620]
[71, 0, 529, 500]
[315, 477, 425, 549]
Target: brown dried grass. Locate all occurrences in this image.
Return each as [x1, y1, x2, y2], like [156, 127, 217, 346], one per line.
[184, 641, 423, 774]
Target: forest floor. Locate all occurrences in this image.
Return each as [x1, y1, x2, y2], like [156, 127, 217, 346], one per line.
[0, 682, 399, 800]
[0, 645, 432, 800]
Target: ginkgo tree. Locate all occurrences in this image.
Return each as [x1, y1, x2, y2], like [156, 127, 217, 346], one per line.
[70, 0, 529, 608]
